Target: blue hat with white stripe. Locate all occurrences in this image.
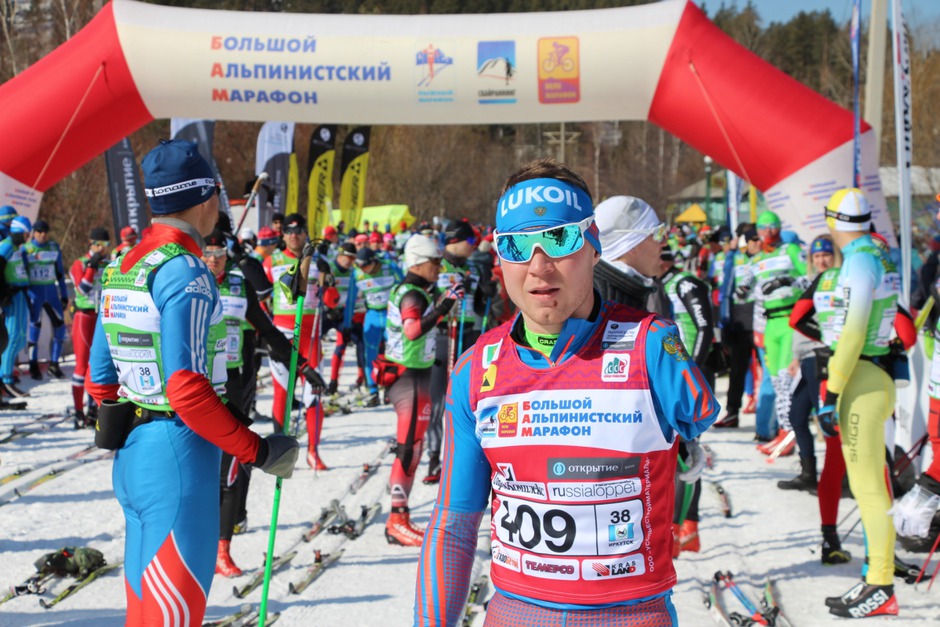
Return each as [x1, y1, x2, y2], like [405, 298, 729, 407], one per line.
[143, 140, 217, 215]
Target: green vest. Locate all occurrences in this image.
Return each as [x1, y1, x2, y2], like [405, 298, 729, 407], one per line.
[330, 260, 357, 311]
[813, 253, 899, 356]
[73, 253, 104, 311]
[437, 258, 479, 325]
[24, 240, 61, 286]
[712, 251, 727, 289]
[269, 248, 320, 317]
[732, 253, 755, 303]
[99, 243, 225, 409]
[386, 282, 436, 368]
[355, 262, 398, 311]
[2, 238, 28, 288]
[751, 243, 805, 312]
[663, 270, 700, 351]
[218, 266, 249, 369]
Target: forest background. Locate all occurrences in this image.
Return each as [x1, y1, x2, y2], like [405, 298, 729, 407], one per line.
[1, 0, 938, 261]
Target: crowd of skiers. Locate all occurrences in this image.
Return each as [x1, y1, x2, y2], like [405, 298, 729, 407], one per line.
[7, 140, 940, 624]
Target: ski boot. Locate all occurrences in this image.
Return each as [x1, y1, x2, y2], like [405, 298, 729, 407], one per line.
[214, 540, 243, 577]
[758, 429, 789, 455]
[28, 361, 42, 381]
[0, 381, 29, 398]
[423, 455, 442, 485]
[712, 412, 739, 428]
[778, 457, 818, 492]
[827, 581, 897, 618]
[307, 451, 329, 471]
[360, 392, 380, 408]
[326, 379, 338, 396]
[73, 409, 86, 430]
[821, 525, 852, 565]
[679, 520, 700, 553]
[233, 517, 248, 535]
[46, 362, 65, 379]
[385, 506, 425, 546]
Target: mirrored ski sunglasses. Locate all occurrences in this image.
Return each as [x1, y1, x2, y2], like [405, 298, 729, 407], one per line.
[494, 216, 593, 264]
[610, 222, 668, 243]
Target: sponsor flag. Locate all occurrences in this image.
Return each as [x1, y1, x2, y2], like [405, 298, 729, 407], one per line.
[171, 118, 234, 224]
[255, 121, 296, 231]
[339, 126, 370, 232]
[103, 137, 147, 235]
[306, 124, 337, 239]
[892, 0, 913, 305]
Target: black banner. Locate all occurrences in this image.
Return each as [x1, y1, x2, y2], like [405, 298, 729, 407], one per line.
[103, 138, 147, 236]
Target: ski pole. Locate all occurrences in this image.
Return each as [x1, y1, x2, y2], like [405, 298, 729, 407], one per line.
[481, 296, 492, 331]
[258, 244, 313, 627]
[447, 309, 458, 377]
[676, 456, 694, 525]
[912, 526, 940, 587]
[235, 172, 269, 234]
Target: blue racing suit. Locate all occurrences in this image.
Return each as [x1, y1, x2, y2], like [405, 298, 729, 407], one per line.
[24, 238, 68, 363]
[89, 220, 261, 625]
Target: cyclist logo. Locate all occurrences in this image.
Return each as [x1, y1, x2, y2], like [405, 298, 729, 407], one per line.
[416, 42, 455, 103]
[538, 37, 580, 104]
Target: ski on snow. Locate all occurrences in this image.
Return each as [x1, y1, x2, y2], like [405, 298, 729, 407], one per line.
[232, 551, 298, 599]
[288, 549, 344, 594]
[705, 572, 792, 627]
[710, 481, 732, 518]
[347, 438, 396, 495]
[0, 571, 57, 606]
[1, 448, 114, 506]
[203, 603, 281, 627]
[38, 561, 123, 609]
[0, 411, 69, 444]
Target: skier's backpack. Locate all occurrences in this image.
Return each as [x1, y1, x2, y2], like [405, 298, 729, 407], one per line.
[34, 547, 106, 577]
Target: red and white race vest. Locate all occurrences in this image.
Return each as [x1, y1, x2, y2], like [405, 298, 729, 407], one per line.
[468, 304, 679, 605]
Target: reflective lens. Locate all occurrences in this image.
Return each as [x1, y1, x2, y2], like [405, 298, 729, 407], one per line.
[203, 249, 226, 258]
[92, 240, 109, 247]
[495, 217, 592, 264]
[283, 226, 305, 235]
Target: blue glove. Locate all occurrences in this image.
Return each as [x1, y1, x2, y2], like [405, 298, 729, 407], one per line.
[817, 391, 840, 437]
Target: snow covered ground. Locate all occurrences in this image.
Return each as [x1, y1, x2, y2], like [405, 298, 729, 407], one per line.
[1, 349, 938, 626]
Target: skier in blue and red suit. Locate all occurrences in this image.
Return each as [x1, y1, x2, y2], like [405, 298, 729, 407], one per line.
[88, 140, 300, 626]
[415, 159, 720, 626]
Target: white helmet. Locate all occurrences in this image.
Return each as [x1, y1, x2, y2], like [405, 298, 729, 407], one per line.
[825, 188, 871, 232]
[239, 227, 256, 242]
[404, 234, 442, 269]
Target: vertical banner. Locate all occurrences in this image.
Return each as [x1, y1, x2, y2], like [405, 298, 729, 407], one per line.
[170, 118, 234, 224]
[103, 137, 147, 236]
[255, 121, 296, 231]
[726, 170, 740, 234]
[851, 0, 862, 187]
[892, 0, 913, 305]
[306, 124, 337, 239]
[287, 152, 299, 217]
[339, 126, 371, 232]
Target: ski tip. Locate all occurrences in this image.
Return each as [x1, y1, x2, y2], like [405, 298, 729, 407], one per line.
[232, 586, 243, 599]
[288, 583, 297, 595]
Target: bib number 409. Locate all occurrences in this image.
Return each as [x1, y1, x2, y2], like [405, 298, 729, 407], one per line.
[498, 500, 575, 554]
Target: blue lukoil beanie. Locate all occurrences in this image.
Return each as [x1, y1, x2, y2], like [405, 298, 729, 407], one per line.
[143, 140, 217, 215]
[495, 178, 600, 254]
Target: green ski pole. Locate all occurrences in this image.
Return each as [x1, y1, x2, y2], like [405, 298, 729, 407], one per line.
[259, 244, 314, 626]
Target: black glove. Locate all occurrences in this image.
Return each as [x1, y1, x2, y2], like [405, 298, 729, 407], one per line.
[316, 257, 331, 275]
[60, 296, 69, 309]
[761, 276, 794, 295]
[733, 284, 751, 300]
[254, 434, 300, 478]
[86, 252, 103, 270]
[301, 362, 327, 392]
[317, 241, 331, 257]
[301, 241, 317, 260]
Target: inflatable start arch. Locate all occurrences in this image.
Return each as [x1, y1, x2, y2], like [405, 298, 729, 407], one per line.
[0, 0, 892, 243]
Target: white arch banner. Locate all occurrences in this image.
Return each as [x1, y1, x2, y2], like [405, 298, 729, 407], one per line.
[0, 0, 894, 246]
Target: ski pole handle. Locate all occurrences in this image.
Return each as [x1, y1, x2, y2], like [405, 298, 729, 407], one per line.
[235, 171, 270, 234]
